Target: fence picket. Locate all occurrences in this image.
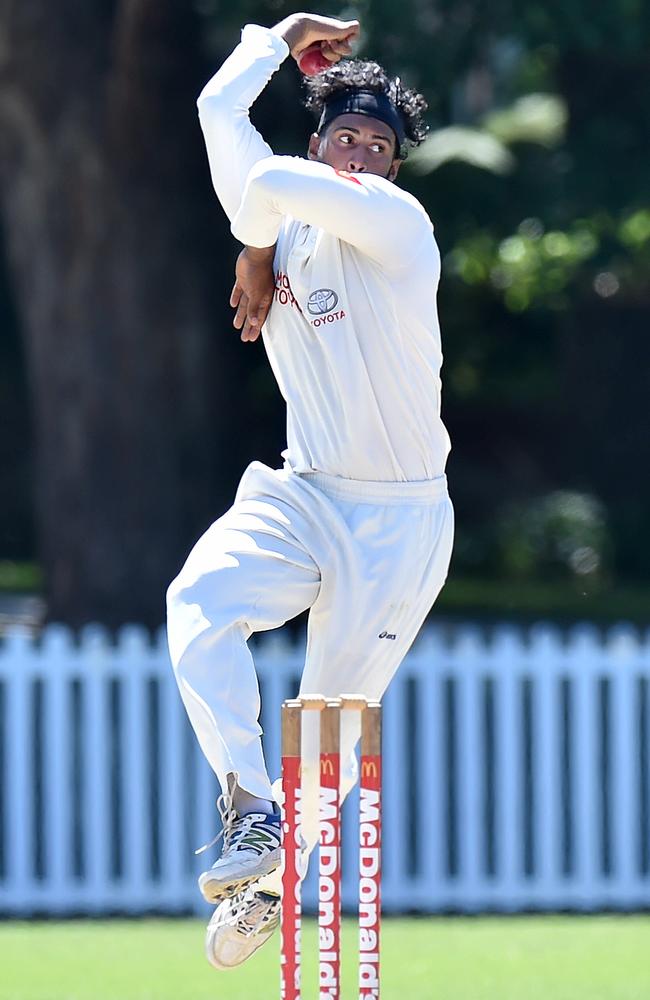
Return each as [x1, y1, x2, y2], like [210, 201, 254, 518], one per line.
[381, 667, 408, 910]
[158, 660, 188, 909]
[608, 627, 641, 903]
[3, 631, 33, 910]
[531, 626, 563, 904]
[41, 627, 74, 909]
[119, 628, 151, 910]
[413, 633, 445, 903]
[81, 627, 112, 912]
[493, 630, 523, 909]
[455, 629, 484, 910]
[571, 626, 602, 907]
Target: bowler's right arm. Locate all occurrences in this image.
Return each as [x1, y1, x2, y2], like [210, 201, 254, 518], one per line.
[197, 25, 288, 223]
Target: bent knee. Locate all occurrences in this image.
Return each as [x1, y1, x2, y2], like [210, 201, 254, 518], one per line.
[166, 567, 244, 670]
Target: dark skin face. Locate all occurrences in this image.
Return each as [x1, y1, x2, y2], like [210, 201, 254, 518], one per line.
[308, 112, 402, 181]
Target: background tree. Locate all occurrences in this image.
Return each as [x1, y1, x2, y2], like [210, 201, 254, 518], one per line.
[0, 1, 230, 626]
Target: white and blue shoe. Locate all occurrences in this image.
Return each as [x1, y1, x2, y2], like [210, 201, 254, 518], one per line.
[205, 887, 281, 970]
[198, 799, 282, 904]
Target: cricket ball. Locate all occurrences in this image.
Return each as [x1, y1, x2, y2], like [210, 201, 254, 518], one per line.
[297, 43, 332, 76]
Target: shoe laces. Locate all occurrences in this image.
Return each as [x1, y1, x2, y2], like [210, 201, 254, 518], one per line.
[220, 812, 262, 860]
[231, 889, 280, 938]
[194, 790, 238, 856]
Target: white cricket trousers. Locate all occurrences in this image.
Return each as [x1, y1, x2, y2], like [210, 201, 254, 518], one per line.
[166, 461, 454, 861]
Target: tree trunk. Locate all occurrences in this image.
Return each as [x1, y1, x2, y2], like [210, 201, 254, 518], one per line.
[0, 0, 223, 628]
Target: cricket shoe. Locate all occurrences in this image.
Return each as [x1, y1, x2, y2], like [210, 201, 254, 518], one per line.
[205, 887, 281, 970]
[198, 800, 282, 904]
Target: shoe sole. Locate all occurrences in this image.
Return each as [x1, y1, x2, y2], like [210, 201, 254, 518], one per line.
[198, 853, 281, 904]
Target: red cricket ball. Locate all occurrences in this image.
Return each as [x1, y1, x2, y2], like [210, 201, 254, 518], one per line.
[297, 43, 332, 76]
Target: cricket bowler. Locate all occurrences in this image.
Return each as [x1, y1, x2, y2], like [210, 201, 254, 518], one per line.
[166, 10, 454, 969]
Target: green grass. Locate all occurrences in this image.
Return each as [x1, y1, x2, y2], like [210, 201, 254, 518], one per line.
[1, 916, 650, 1000]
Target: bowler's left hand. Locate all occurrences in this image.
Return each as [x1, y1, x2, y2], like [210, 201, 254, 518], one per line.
[230, 245, 276, 342]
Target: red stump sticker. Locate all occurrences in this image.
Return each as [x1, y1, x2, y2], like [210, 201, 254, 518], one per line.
[319, 748, 341, 999]
[281, 752, 302, 1000]
[359, 753, 381, 999]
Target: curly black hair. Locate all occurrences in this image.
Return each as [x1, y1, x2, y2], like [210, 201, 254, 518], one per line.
[303, 59, 428, 157]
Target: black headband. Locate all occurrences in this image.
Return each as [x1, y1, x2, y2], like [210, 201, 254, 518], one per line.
[317, 89, 409, 159]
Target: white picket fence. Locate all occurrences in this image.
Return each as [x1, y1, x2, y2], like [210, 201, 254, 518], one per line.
[1, 622, 649, 916]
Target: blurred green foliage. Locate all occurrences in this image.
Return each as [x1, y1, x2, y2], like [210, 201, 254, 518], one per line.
[446, 208, 650, 313]
[0, 561, 42, 594]
[436, 577, 650, 624]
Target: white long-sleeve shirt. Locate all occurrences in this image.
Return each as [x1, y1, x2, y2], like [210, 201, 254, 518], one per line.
[198, 24, 451, 482]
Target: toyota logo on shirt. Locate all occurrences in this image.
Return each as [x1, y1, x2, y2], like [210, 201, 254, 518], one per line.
[307, 288, 339, 315]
